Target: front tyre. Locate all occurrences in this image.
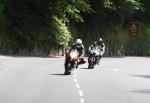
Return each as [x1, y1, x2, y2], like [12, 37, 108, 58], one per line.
[88, 57, 94, 69]
[64, 68, 69, 75]
[64, 63, 72, 75]
[88, 64, 91, 69]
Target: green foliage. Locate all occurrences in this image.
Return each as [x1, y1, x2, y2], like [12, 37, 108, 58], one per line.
[66, 4, 84, 22]
[0, 0, 150, 56]
[50, 16, 72, 47]
[0, 0, 92, 55]
[104, 0, 116, 10]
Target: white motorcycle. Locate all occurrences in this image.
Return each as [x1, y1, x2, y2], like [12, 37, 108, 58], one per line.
[88, 47, 101, 69]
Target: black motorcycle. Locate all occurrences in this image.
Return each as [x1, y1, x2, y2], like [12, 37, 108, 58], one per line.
[64, 49, 80, 75]
[88, 48, 101, 69]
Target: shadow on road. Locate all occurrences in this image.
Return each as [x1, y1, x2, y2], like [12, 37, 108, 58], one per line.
[50, 73, 76, 76]
[50, 74, 65, 76]
[79, 68, 89, 69]
[131, 74, 150, 79]
[127, 89, 150, 94]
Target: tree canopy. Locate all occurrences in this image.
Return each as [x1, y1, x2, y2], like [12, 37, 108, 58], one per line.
[0, 0, 150, 56]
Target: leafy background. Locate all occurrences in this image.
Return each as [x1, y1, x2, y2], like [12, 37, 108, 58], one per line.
[0, 0, 150, 56]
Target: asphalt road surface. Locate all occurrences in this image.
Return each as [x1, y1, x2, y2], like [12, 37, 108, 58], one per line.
[0, 56, 150, 103]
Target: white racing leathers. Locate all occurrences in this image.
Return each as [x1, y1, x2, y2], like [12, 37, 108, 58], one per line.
[97, 43, 105, 56]
[89, 46, 100, 56]
[89, 44, 105, 57]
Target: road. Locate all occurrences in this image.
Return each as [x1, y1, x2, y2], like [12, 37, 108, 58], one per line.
[0, 56, 150, 103]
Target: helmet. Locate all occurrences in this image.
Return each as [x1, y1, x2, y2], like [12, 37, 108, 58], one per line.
[76, 39, 82, 47]
[98, 37, 103, 42]
[93, 42, 97, 46]
[97, 37, 103, 45]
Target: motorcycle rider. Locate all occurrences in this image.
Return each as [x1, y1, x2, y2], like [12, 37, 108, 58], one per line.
[88, 42, 98, 56]
[96, 37, 105, 64]
[88, 42, 99, 63]
[65, 39, 86, 69]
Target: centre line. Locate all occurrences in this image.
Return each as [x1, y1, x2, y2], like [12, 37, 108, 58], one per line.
[80, 98, 85, 103]
[73, 78, 78, 83]
[76, 83, 80, 89]
[78, 90, 84, 97]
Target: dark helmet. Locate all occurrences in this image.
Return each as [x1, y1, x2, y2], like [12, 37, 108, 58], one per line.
[93, 42, 97, 46]
[98, 37, 103, 42]
[97, 37, 103, 44]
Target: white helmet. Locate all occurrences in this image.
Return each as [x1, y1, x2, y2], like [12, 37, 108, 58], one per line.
[98, 37, 103, 42]
[76, 39, 82, 47]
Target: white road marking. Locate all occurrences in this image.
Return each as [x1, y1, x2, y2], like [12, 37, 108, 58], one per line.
[73, 78, 78, 83]
[114, 69, 120, 71]
[78, 90, 84, 97]
[76, 83, 80, 89]
[80, 98, 85, 103]
[72, 70, 85, 103]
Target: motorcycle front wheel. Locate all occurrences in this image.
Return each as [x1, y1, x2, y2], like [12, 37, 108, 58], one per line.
[88, 58, 94, 69]
[64, 63, 72, 75]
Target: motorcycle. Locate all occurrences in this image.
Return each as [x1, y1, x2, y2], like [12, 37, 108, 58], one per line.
[88, 47, 101, 69]
[64, 49, 80, 75]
